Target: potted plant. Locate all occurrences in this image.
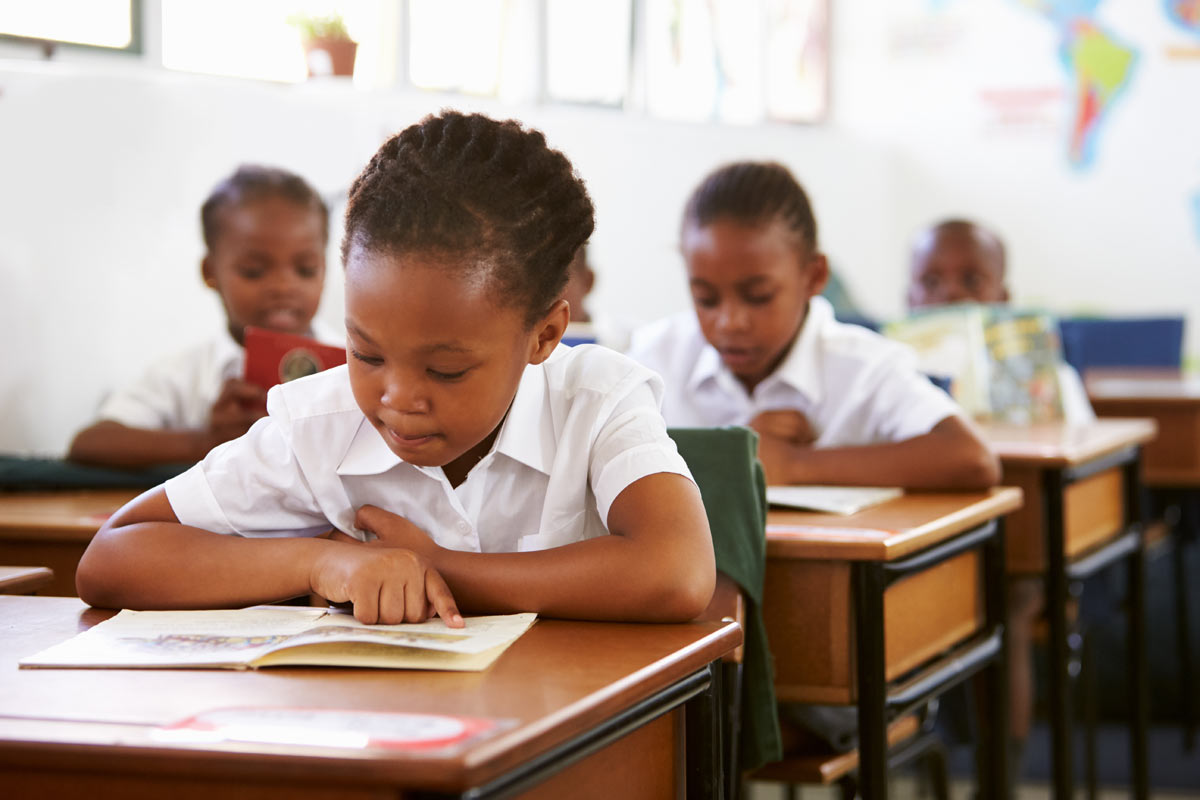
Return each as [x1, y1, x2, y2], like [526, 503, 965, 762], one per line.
[289, 12, 357, 78]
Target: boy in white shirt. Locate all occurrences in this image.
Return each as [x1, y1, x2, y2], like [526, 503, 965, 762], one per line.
[77, 112, 715, 627]
[629, 162, 999, 490]
[68, 165, 336, 469]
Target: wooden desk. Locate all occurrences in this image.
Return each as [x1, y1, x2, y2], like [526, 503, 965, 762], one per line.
[763, 488, 1023, 800]
[0, 596, 741, 799]
[1086, 372, 1200, 487]
[981, 419, 1156, 800]
[0, 490, 137, 596]
[0, 567, 53, 595]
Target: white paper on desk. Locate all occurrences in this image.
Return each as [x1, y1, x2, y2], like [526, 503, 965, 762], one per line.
[19, 606, 537, 670]
[766, 485, 903, 515]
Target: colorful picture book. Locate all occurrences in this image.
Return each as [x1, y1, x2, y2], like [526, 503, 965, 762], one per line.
[243, 326, 347, 392]
[20, 606, 537, 672]
[884, 305, 1066, 424]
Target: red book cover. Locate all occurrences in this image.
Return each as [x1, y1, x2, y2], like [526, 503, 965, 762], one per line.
[243, 327, 347, 392]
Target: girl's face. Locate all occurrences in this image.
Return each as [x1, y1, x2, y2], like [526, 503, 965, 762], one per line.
[682, 217, 828, 394]
[344, 246, 564, 485]
[202, 195, 327, 345]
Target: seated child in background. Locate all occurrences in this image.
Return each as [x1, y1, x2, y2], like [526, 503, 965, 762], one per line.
[77, 111, 715, 626]
[907, 218, 1094, 424]
[627, 161, 999, 490]
[908, 217, 1090, 779]
[68, 165, 336, 470]
[559, 243, 631, 350]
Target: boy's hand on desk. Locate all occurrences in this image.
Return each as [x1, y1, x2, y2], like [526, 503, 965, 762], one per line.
[749, 410, 816, 446]
[309, 537, 462, 627]
[207, 378, 268, 445]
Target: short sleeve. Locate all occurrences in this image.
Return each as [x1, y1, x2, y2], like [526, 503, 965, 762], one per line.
[164, 411, 331, 538]
[97, 361, 187, 429]
[859, 354, 965, 442]
[588, 373, 694, 525]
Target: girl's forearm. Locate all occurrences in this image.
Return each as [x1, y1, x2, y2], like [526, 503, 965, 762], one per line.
[77, 523, 327, 610]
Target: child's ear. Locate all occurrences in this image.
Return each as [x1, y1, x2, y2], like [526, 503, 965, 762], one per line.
[528, 299, 569, 365]
[201, 256, 217, 289]
[803, 252, 831, 298]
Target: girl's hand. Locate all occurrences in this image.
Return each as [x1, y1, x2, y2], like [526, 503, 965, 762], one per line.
[749, 409, 816, 446]
[309, 539, 462, 627]
[354, 505, 438, 558]
[207, 378, 268, 446]
[754, 431, 807, 486]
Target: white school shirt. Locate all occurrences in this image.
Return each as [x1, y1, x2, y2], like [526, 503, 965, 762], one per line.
[1057, 363, 1097, 425]
[97, 322, 343, 431]
[164, 344, 692, 553]
[626, 296, 963, 446]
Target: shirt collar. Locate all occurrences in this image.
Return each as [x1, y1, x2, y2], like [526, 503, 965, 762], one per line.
[684, 296, 831, 406]
[334, 353, 556, 478]
[492, 352, 555, 475]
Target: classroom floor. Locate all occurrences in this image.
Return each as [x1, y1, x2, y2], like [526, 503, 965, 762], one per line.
[745, 778, 1200, 799]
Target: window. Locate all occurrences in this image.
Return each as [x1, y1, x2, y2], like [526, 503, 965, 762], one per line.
[160, 0, 392, 86]
[544, 0, 632, 106]
[0, 0, 139, 53]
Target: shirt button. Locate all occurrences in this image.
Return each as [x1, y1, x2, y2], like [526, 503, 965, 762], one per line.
[456, 520, 471, 534]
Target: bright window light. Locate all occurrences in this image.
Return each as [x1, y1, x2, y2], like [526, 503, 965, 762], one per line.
[545, 0, 631, 105]
[408, 0, 507, 95]
[0, 1, 132, 49]
[161, 0, 387, 85]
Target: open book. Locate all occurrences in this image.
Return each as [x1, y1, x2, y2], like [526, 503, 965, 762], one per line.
[884, 305, 1065, 424]
[766, 485, 903, 515]
[20, 606, 537, 672]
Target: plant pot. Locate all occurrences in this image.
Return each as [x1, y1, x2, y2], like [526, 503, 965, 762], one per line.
[303, 37, 357, 78]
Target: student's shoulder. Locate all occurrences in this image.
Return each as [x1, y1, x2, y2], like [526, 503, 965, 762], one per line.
[542, 343, 663, 398]
[626, 311, 707, 371]
[812, 300, 915, 368]
[267, 364, 361, 424]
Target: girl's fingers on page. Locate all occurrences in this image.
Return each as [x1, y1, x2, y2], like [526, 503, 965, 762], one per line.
[403, 572, 427, 623]
[377, 581, 407, 626]
[352, 584, 381, 625]
[426, 569, 463, 628]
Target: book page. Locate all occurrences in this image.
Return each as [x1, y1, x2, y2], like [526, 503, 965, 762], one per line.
[20, 607, 537, 671]
[766, 485, 903, 515]
[291, 611, 538, 655]
[19, 606, 327, 669]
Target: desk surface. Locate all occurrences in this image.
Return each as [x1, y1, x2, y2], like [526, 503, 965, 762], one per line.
[978, 418, 1157, 468]
[0, 596, 740, 794]
[1085, 370, 1200, 404]
[766, 487, 1023, 562]
[0, 567, 53, 594]
[0, 490, 138, 540]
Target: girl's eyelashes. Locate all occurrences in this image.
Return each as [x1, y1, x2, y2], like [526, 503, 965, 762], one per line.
[350, 348, 383, 366]
[427, 368, 470, 381]
[745, 292, 776, 306]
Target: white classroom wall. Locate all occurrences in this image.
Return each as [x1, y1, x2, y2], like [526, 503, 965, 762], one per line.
[1, 0, 1197, 456]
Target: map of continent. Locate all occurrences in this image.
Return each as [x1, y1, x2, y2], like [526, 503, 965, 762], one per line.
[1164, 0, 1200, 37]
[1019, 1, 1137, 168]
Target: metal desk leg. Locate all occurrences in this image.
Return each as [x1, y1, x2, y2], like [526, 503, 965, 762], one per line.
[1043, 467, 1074, 800]
[1124, 459, 1149, 800]
[980, 519, 1011, 800]
[855, 561, 889, 800]
[686, 660, 725, 800]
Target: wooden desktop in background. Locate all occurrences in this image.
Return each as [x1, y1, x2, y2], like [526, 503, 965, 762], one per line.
[0, 489, 136, 596]
[0, 596, 741, 799]
[979, 419, 1156, 573]
[763, 488, 1022, 706]
[1085, 371, 1200, 487]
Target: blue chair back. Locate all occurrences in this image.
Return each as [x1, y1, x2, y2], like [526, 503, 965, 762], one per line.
[1057, 316, 1184, 375]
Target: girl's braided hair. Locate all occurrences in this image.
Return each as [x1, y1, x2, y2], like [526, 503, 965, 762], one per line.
[682, 161, 818, 252]
[343, 111, 595, 327]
